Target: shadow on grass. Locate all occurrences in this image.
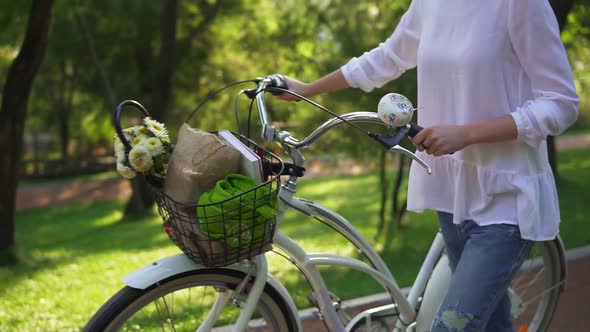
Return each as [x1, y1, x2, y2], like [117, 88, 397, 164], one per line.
[17, 200, 170, 251]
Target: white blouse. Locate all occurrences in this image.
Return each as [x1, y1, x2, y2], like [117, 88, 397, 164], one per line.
[341, 0, 579, 240]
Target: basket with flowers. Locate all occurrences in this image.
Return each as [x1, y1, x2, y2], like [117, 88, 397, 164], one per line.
[113, 100, 281, 267]
[114, 117, 173, 179]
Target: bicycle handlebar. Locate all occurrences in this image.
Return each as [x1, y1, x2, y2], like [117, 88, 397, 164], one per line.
[111, 75, 431, 174]
[251, 75, 432, 174]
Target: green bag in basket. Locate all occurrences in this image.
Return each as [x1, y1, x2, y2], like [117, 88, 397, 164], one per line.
[197, 173, 277, 248]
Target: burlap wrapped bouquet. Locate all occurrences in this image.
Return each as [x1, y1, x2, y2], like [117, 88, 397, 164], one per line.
[162, 124, 242, 259]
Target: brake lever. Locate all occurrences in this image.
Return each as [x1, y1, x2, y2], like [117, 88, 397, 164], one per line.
[390, 145, 432, 174]
[369, 124, 432, 174]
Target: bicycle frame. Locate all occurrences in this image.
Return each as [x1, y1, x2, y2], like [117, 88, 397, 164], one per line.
[108, 78, 566, 331]
[270, 187, 448, 331]
[123, 85, 444, 330]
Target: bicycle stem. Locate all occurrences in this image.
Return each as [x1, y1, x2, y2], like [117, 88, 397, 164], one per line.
[254, 78, 277, 142]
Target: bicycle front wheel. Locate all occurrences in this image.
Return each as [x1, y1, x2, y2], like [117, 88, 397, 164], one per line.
[84, 269, 298, 332]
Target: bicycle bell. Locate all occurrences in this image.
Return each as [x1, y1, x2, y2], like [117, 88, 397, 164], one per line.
[377, 93, 415, 128]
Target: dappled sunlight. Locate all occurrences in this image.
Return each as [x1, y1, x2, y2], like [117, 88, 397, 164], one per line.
[16, 201, 172, 256]
[0, 0, 587, 329]
[3, 202, 184, 331]
[3, 150, 589, 330]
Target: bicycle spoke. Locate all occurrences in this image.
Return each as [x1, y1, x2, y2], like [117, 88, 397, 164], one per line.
[518, 280, 565, 308]
[160, 293, 178, 332]
[153, 298, 167, 331]
[512, 267, 545, 299]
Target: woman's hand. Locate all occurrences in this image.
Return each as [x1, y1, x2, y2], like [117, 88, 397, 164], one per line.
[409, 115, 519, 155]
[409, 125, 468, 156]
[278, 76, 310, 102]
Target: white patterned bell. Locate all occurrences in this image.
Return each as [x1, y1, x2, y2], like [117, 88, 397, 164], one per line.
[377, 93, 414, 127]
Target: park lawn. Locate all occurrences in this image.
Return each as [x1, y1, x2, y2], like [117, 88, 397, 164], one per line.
[1, 148, 590, 331]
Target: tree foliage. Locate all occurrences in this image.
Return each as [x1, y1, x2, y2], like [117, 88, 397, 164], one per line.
[0, 1, 588, 251]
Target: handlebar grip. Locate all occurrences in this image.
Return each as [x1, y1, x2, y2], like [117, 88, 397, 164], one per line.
[267, 74, 288, 96]
[407, 123, 423, 138]
[114, 100, 151, 152]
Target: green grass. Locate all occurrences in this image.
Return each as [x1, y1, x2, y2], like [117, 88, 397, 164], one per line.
[2, 148, 590, 331]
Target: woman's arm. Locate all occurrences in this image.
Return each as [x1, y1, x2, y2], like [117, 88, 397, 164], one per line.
[279, 69, 350, 101]
[507, 0, 578, 147]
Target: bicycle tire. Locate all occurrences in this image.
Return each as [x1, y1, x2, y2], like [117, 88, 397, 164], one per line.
[84, 269, 298, 332]
[511, 240, 563, 332]
[347, 240, 564, 332]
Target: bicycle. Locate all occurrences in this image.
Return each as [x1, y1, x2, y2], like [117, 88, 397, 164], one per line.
[85, 75, 567, 332]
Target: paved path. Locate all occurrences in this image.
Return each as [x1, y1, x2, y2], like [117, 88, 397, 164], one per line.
[16, 177, 130, 210]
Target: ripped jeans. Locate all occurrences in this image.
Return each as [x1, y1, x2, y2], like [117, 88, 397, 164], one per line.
[431, 211, 533, 332]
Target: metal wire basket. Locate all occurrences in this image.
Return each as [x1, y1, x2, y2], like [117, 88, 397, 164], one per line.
[146, 133, 283, 267]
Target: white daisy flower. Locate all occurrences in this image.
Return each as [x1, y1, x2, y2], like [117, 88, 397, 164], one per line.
[122, 127, 134, 140]
[116, 149, 126, 163]
[114, 137, 125, 154]
[134, 126, 152, 137]
[144, 117, 169, 137]
[145, 137, 165, 156]
[131, 135, 149, 147]
[128, 146, 153, 172]
[117, 163, 136, 179]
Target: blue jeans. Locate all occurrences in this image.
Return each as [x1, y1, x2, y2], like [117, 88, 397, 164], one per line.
[431, 211, 533, 332]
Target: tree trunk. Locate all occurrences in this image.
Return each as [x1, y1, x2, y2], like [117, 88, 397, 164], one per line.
[151, 0, 178, 122]
[391, 155, 406, 228]
[547, 0, 576, 177]
[57, 59, 75, 162]
[384, 155, 406, 251]
[124, 0, 179, 218]
[375, 150, 389, 243]
[0, 0, 55, 258]
[549, 0, 575, 29]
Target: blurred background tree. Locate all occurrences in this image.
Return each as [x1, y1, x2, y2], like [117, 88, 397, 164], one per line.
[0, 0, 55, 260]
[1, 0, 589, 256]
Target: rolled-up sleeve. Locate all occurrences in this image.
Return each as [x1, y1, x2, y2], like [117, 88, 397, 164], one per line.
[508, 0, 579, 147]
[341, 0, 421, 92]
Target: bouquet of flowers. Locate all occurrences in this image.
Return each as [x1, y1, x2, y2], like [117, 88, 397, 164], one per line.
[114, 117, 173, 179]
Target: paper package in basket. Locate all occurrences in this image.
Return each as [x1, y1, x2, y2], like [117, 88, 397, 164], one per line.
[162, 124, 274, 265]
[163, 123, 241, 258]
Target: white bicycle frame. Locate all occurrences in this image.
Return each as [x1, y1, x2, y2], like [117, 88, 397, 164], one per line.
[269, 187, 452, 332]
[123, 77, 451, 331]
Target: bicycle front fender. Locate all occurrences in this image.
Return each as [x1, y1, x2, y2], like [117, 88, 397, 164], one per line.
[122, 254, 244, 289]
[121, 254, 302, 331]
